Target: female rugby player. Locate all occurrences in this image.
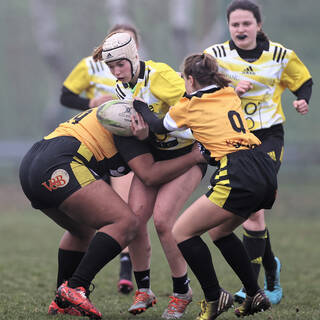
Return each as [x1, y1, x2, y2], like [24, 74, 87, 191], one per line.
[60, 23, 140, 295]
[19, 106, 204, 319]
[204, 0, 312, 305]
[93, 32, 206, 319]
[133, 52, 276, 319]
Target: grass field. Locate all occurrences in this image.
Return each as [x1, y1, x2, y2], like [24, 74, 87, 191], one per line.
[0, 166, 320, 320]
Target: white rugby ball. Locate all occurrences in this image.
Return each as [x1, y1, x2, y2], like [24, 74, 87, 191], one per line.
[97, 100, 136, 136]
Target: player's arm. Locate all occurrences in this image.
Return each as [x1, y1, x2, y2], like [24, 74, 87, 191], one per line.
[114, 135, 204, 187]
[291, 78, 313, 115]
[133, 100, 168, 133]
[133, 99, 194, 139]
[60, 86, 90, 110]
[129, 149, 203, 187]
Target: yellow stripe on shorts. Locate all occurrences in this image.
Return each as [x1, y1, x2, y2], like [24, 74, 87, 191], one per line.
[77, 143, 93, 162]
[208, 183, 231, 208]
[70, 160, 96, 187]
[208, 155, 231, 208]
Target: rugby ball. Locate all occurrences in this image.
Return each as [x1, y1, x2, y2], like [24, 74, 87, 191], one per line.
[97, 100, 136, 136]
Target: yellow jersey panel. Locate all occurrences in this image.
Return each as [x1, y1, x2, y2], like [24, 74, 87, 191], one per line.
[44, 108, 117, 161]
[115, 60, 193, 150]
[204, 41, 311, 131]
[63, 56, 118, 100]
[165, 87, 261, 160]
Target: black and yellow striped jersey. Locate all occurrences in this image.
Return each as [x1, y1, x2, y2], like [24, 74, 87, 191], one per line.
[44, 108, 117, 161]
[163, 86, 261, 161]
[204, 40, 312, 131]
[63, 56, 118, 100]
[115, 60, 193, 150]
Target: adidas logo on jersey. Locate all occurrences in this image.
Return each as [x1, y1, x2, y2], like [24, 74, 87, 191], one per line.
[242, 66, 255, 75]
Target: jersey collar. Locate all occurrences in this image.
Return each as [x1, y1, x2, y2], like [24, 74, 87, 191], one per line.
[185, 85, 220, 99]
[124, 61, 146, 89]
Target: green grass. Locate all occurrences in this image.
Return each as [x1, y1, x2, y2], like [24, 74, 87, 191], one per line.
[0, 168, 320, 319]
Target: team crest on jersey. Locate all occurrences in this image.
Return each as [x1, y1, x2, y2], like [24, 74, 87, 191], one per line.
[42, 169, 70, 191]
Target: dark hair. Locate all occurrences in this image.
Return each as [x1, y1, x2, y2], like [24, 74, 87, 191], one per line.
[109, 23, 139, 47]
[183, 53, 231, 88]
[226, 0, 268, 41]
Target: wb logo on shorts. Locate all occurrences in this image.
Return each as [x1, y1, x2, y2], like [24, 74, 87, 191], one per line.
[42, 169, 69, 191]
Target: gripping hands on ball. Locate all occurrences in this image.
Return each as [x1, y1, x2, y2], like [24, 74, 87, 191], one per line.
[130, 112, 149, 140]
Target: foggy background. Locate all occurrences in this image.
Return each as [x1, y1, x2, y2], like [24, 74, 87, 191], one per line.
[1, 0, 319, 184]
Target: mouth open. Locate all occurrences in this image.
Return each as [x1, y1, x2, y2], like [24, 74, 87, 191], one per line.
[236, 34, 247, 40]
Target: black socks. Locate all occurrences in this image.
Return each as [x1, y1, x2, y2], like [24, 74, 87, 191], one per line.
[214, 233, 260, 297]
[57, 248, 85, 288]
[134, 270, 150, 289]
[178, 236, 220, 301]
[68, 232, 122, 291]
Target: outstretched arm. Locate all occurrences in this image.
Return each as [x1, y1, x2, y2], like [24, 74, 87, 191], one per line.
[128, 143, 205, 187]
[133, 100, 168, 134]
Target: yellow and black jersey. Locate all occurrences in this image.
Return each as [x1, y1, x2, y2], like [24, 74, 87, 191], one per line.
[115, 60, 193, 150]
[204, 40, 312, 131]
[63, 56, 118, 100]
[44, 108, 117, 161]
[163, 86, 261, 161]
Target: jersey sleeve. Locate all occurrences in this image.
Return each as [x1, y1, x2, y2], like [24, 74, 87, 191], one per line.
[113, 135, 151, 163]
[164, 98, 189, 131]
[280, 51, 312, 92]
[150, 67, 186, 107]
[107, 152, 131, 177]
[63, 58, 91, 95]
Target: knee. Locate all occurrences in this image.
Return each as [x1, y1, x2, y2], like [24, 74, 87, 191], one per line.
[244, 209, 265, 230]
[153, 215, 170, 237]
[70, 227, 95, 244]
[172, 222, 184, 244]
[124, 214, 139, 243]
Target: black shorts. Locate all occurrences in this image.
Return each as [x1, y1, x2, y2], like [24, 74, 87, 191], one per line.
[19, 136, 130, 209]
[114, 135, 207, 178]
[252, 124, 284, 173]
[206, 148, 277, 219]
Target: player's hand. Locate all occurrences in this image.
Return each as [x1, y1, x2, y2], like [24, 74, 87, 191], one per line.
[131, 112, 149, 140]
[133, 97, 146, 103]
[235, 80, 253, 96]
[293, 99, 309, 115]
[89, 94, 114, 108]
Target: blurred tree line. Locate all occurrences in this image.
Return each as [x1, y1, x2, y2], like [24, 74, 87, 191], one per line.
[0, 0, 319, 163]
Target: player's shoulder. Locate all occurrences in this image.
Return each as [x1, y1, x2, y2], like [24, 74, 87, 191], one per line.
[82, 56, 114, 76]
[268, 40, 294, 62]
[145, 59, 176, 72]
[204, 40, 230, 58]
[145, 60, 182, 83]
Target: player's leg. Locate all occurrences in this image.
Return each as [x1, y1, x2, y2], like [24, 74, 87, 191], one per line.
[44, 208, 96, 317]
[173, 196, 245, 319]
[153, 166, 201, 319]
[127, 174, 158, 315]
[111, 172, 135, 294]
[57, 179, 138, 319]
[251, 126, 283, 304]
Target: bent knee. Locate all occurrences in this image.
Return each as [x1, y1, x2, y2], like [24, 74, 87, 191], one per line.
[172, 223, 185, 244]
[154, 217, 172, 237]
[244, 209, 265, 229]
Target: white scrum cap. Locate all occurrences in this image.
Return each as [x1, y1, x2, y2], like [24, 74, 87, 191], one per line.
[102, 33, 139, 77]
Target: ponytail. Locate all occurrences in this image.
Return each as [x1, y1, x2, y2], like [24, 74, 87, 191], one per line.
[183, 53, 231, 88]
